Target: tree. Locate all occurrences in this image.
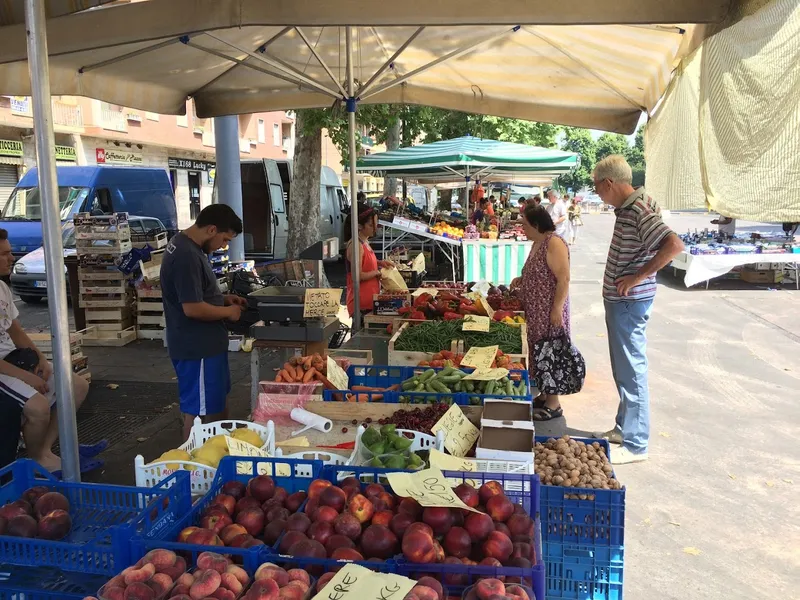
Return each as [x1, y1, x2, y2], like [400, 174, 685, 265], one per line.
[558, 127, 596, 192]
[287, 109, 323, 259]
[595, 132, 630, 163]
[626, 125, 646, 187]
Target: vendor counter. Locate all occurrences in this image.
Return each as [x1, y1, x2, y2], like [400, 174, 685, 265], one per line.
[462, 239, 532, 285]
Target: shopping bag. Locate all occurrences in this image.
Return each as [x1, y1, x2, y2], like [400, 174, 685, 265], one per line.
[532, 334, 586, 395]
[381, 267, 408, 291]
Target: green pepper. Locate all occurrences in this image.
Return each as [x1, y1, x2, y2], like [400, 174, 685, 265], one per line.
[380, 424, 397, 436]
[384, 455, 407, 469]
[369, 457, 385, 468]
[392, 436, 413, 451]
[362, 427, 381, 446]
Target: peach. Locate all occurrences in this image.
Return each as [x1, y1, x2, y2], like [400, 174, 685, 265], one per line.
[316, 572, 336, 593]
[347, 494, 375, 524]
[221, 480, 247, 500]
[372, 510, 393, 528]
[284, 491, 307, 513]
[478, 482, 504, 505]
[478, 557, 505, 581]
[190, 569, 222, 598]
[122, 582, 155, 600]
[505, 584, 532, 600]
[404, 522, 434, 539]
[266, 506, 291, 523]
[286, 512, 311, 534]
[263, 519, 287, 545]
[308, 520, 335, 546]
[331, 547, 364, 562]
[254, 563, 290, 586]
[124, 563, 155, 585]
[220, 523, 249, 545]
[229, 533, 254, 548]
[412, 585, 439, 600]
[433, 540, 445, 563]
[313, 505, 339, 524]
[197, 551, 231, 573]
[278, 585, 305, 600]
[22, 486, 51, 507]
[142, 548, 177, 570]
[486, 496, 514, 523]
[33, 492, 70, 519]
[422, 507, 452, 536]
[442, 556, 469, 586]
[170, 587, 190, 597]
[494, 522, 511, 538]
[334, 513, 362, 540]
[376, 493, 396, 512]
[319, 486, 347, 512]
[211, 589, 236, 600]
[102, 587, 126, 600]
[225, 564, 250, 586]
[37, 509, 72, 540]
[0, 500, 32, 520]
[178, 526, 200, 542]
[210, 494, 236, 515]
[202, 511, 233, 535]
[506, 514, 533, 537]
[278, 531, 307, 554]
[482, 531, 513, 562]
[454, 483, 480, 508]
[476, 578, 505, 600]
[417, 578, 443, 600]
[220, 572, 244, 595]
[397, 497, 423, 519]
[285, 580, 310, 594]
[443, 526, 471, 558]
[401, 529, 437, 564]
[307, 479, 332, 501]
[7, 514, 37, 538]
[236, 507, 266, 537]
[389, 513, 415, 539]
[361, 524, 398, 559]
[248, 475, 276, 503]
[304, 499, 319, 517]
[245, 579, 280, 600]
[340, 476, 361, 491]
[364, 483, 384, 499]
[464, 512, 495, 542]
[287, 539, 326, 560]
[325, 534, 356, 556]
[186, 528, 223, 547]
[147, 572, 172, 596]
[272, 487, 289, 505]
[287, 569, 311, 586]
[176, 572, 196, 587]
[242, 537, 265, 549]
[235, 496, 262, 514]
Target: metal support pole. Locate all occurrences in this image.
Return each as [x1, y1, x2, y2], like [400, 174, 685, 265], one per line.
[346, 27, 361, 331]
[214, 116, 244, 262]
[24, 0, 80, 482]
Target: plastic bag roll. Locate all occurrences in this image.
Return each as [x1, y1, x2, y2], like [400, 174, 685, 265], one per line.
[290, 407, 332, 434]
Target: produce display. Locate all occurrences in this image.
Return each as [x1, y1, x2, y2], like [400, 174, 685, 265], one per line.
[360, 424, 425, 470]
[463, 581, 535, 600]
[274, 353, 330, 385]
[94, 548, 188, 599]
[397, 292, 488, 322]
[400, 367, 528, 404]
[244, 563, 313, 600]
[317, 573, 455, 600]
[486, 286, 522, 312]
[417, 350, 524, 370]
[153, 427, 265, 470]
[534, 436, 621, 490]
[393, 321, 523, 355]
[378, 404, 452, 436]
[0, 488, 72, 540]
[430, 221, 465, 239]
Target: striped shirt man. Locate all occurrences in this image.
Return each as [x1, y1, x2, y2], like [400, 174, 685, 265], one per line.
[603, 188, 674, 302]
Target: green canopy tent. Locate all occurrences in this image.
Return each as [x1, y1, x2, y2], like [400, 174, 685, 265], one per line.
[357, 135, 578, 211]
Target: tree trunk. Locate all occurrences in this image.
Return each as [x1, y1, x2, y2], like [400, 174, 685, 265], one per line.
[383, 117, 401, 198]
[287, 110, 322, 260]
[438, 189, 453, 212]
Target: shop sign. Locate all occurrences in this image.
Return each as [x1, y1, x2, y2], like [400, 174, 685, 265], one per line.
[8, 96, 31, 116]
[168, 157, 215, 172]
[96, 147, 142, 164]
[0, 139, 23, 157]
[54, 145, 77, 161]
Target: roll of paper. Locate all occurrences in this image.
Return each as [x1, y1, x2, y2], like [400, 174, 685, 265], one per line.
[290, 407, 333, 436]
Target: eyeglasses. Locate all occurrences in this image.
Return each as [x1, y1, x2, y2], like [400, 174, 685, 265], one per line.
[592, 178, 609, 192]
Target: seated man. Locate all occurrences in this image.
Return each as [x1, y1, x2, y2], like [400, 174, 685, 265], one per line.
[0, 228, 89, 472]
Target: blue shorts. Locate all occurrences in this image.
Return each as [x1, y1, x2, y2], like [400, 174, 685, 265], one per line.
[172, 352, 231, 416]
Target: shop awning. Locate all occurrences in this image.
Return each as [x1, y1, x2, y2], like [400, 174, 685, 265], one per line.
[357, 136, 578, 181]
[0, 0, 707, 133]
[0, 1, 116, 26]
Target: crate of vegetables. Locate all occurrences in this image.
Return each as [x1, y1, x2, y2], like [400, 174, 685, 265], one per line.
[352, 423, 445, 470]
[0, 459, 191, 576]
[399, 366, 532, 406]
[130, 456, 324, 573]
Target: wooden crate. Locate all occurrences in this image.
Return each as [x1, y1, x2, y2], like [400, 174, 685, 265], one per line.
[131, 231, 167, 250]
[362, 313, 395, 332]
[136, 288, 165, 340]
[137, 328, 165, 341]
[85, 307, 134, 331]
[79, 282, 127, 295]
[77, 268, 125, 281]
[328, 348, 373, 366]
[80, 325, 136, 347]
[79, 293, 132, 309]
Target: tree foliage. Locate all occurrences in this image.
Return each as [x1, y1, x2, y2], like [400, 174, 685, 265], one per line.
[558, 127, 597, 192]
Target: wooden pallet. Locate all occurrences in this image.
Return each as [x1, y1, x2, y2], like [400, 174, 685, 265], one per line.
[79, 293, 132, 309]
[76, 239, 133, 255]
[77, 268, 125, 281]
[76, 225, 131, 240]
[137, 327, 165, 341]
[131, 231, 167, 249]
[79, 282, 127, 295]
[81, 325, 136, 347]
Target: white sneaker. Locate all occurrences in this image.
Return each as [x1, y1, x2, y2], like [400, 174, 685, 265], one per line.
[592, 428, 623, 445]
[611, 446, 649, 464]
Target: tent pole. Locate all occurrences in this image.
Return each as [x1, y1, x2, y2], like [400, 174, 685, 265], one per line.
[214, 116, 244, 262]
[24, 0, 80, 482]
[346, 27, 361, 331]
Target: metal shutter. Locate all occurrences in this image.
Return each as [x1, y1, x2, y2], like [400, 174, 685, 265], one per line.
[0, 165, 19, 212]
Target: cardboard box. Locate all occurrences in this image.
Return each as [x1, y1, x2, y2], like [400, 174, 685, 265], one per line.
[741, 270, 783, 284]
[372, 293, 411, 315]
[477, 399, 535, 463]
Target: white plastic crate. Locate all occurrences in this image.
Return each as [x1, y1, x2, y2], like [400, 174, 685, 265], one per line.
[134, 418, 275, 495]
[351, 425, 445, 466]
[275, 448, 354, 466]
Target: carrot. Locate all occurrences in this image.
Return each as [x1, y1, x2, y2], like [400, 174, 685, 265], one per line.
[351, 385, 384, 392]
[302, 355, 314, 367]
[275, 374, 283, 382]
[295, 365, 304, 380]
[278, 369, 295, 382]
[314, 372, 336, 390]
[289, 356, 299, 366]
[387, 384, 400, 392]
[283, 362, 295, 373]
[346, 393, 355, 402]
[302, 368, 316, 383]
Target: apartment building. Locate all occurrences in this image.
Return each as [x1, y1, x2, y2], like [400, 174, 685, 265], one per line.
[0, 95, 295, 228]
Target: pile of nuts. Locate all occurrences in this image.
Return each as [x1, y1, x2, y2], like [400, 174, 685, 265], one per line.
[534, 436, 622, 490]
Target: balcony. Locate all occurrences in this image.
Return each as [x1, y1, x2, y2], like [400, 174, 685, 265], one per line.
[52, 100, 83, 129]
[101, 103, 127, 132]
[282, 137, 294, 155]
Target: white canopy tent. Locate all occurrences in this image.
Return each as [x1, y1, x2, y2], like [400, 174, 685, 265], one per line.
[1, 0, 740, 480]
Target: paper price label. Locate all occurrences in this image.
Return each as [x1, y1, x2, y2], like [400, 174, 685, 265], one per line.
[412, 288, 438, 298]
[225, 438, 292, 477]
[476, 295, 495, 320]
[304, 288, 341, 318]
[327, 356, 350, 391]
[431, 404, 480, 457]
[462, 368, 509, 381]
[309, 564, 416, 600]
[462, 315, 490, 332]
[226, 437, 268, 458]
[460, 345, 499, 370]
[412, 252, 426, 272]
[428, 448, 481, 488]
[386, 468, 480, 513]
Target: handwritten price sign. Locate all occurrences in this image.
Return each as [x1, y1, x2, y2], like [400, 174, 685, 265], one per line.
[431, 404, 480, 457]
[309, 563, 415, 600]
[304, 288, 341, 318]
[460, 345, 499, 370]
[326, 357, 350, 391]
[462, 368, 509, 381]
[386, 468, 480, 513]
[428, 448, 481, 488]
[462, 315, 490, 332]
[225, 438, 292, 477]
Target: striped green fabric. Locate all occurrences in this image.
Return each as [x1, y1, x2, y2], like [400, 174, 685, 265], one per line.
[357, 136, 578, 180]
[463, 241, 532, 285]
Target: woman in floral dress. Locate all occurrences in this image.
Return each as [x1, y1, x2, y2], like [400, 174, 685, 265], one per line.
[510, 205, 571, 421]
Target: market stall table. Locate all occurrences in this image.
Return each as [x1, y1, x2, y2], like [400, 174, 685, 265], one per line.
[462, 239, 533, 286]
[380, 219, 462, 282]
[671, 251, 799, 288]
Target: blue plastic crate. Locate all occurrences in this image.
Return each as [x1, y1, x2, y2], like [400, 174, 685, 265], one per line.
[0, 566, 108, 600]
[347, 364, 409, 388]
[535, 437, 625, 548]
[322, 389, 400, 402]
[321, 465, 544, 600]
[0, 459, 191, 576]
[132, 456, 324, 574]
[544, 543, 623, 600]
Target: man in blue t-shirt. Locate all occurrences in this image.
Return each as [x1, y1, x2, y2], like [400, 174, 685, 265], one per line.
[160, 205, 246, 438]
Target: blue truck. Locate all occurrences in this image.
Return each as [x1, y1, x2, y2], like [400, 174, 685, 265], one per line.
[0, 166, 178, 257]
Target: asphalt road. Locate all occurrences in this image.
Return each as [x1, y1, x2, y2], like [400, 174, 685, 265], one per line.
[12, 213, 800, 600]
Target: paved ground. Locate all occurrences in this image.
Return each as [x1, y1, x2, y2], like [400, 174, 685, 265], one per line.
[15, 213, 800, 599]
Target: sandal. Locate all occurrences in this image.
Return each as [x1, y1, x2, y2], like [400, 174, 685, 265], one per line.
[533, 395, 546, 409]
[533, 406, 563, 421]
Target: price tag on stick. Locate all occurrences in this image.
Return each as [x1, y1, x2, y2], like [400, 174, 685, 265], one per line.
[461, 345, 498, 370]
[431, 404, 481, 457]
[326, 356, 349, 390]
[309, 564, 416, 600]
[304, 288, 341, 318]
[462, 315, 490, 332]
[386, 468, 480, 512]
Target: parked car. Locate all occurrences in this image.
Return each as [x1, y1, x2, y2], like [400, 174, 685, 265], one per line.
[1, 166, 178, 258]
[10, 216, 165, 303]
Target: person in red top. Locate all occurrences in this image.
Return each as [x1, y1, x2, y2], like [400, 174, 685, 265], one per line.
[345, 202, 394, 319]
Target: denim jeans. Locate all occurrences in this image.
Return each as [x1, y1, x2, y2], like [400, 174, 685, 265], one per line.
[604, 299, 653, 454]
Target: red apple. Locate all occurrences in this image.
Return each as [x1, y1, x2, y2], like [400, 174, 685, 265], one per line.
[247, 475, 276, 503]
[347, 494, 375, 524]
[479, 482, 504, 505]
[221, 480, 247, 500]
[210, 494, 236, 515]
